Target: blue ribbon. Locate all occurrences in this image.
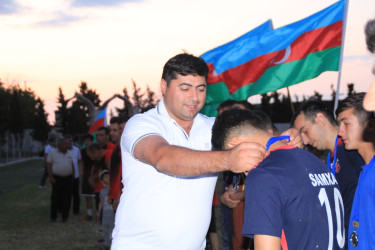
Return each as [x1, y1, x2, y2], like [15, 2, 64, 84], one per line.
[265, 136, 290, 151]
[326, 136, 339, 176]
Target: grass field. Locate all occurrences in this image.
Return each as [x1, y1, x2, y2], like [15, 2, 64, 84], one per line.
[0, 159, 101, 249]
[0, 159, 223, 249]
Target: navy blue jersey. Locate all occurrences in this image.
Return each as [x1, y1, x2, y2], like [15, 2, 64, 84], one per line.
[243, 145, 345, 250]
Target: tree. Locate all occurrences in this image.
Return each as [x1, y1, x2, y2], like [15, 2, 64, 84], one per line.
[31, 98, 51, 142]
[55, 87, 69, 134]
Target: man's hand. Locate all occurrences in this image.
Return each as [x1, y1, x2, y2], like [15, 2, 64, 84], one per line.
[282, 128, 303, 148]
[220, 185, 240, 208]
[226, 142, 266, 173]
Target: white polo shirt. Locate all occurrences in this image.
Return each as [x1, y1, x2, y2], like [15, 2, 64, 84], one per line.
[112, 99, 218, 250]
[47, 150, 73, 177]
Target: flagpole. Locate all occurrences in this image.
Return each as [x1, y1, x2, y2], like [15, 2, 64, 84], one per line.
[286, 87, 295, 115]
[333, 0, 349, 116]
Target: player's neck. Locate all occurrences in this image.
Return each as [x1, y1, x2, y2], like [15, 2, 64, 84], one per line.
[266, 136, 288, 152]
[357, 142, 375, 164]
[327, 125, 339, 153]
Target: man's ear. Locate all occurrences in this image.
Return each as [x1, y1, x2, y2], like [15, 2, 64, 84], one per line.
[315, 112, 327, 127]
[161, 79, 167, 96]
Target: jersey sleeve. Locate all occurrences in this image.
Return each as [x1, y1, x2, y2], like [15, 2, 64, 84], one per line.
[242, 168, 284, 238]
[122, 114, 163, 156]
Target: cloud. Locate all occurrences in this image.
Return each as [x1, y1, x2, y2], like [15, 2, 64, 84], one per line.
[35, 12, 82, 27]
[0, 0, 21, 15]
[71, 0, 141, 8]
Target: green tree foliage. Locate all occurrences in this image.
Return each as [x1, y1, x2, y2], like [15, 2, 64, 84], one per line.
[117, 80, 159, 117]
[55, 87, 69, 134]
[31, 98, 51, 142]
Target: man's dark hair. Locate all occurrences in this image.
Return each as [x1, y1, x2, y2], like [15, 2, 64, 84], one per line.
[336, 92, 375, 125]
[97, 126, 109, 135]
[365, 18, 375, 53]
[254, 110, 279, 134]
[212, 109, 267, 151]
[292, 100, 337, 127]
[162, 53, 209, 86]
[217, 100, 238, 114]
[110, 117, 120, 125]
[83, 134, 94, 141]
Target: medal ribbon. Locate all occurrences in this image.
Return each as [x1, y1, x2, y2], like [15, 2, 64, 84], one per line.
[265, 136, 290, 151]
[326, 136, 339, 176]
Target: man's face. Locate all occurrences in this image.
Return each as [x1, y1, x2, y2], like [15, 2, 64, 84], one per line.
[66, 138, 73, 150]
[161, 74, 206, 125]
[294, 113, 326, 150]
[96, 129, 108, 145]
[84, 138, 93, 148]
[110, 123, 121, 144]
[337, 108, 364, 150]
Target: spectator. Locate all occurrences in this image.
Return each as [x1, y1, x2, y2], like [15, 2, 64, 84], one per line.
[46, 138, 74, 223]
[81, 134, 95, 221]
[66, 135, 81, 215]
[39, 135, 56, 188]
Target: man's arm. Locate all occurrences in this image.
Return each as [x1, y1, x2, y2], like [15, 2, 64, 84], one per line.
[254, 235, 281, 250]
[133, 135, 266, 177]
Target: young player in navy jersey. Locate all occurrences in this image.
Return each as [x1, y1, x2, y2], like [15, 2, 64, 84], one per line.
[212, 109, 345, 250]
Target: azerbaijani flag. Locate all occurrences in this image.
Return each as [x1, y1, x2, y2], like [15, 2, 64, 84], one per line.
[201, 0, 345, 116]
[88, 108, 107, 134]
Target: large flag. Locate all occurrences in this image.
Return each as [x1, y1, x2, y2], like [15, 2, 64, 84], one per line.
[88, 108, 107, 134]
[201, 0, 345, 116]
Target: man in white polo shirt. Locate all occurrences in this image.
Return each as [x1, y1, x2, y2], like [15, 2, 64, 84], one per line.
[47, 137, 74, 223]
[111, 53, 267, 249]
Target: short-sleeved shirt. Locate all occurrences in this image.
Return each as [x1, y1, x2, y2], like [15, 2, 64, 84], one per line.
[348, 156, 375, 249]
[112, 99, 217, 250]
[70, 145, 81, 178]
[47, 150, 73, 177]
[243, 145, 345, 250]
[44, 144, 55, 155]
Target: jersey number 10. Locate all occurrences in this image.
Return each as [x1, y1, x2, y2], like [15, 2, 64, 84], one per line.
[319, 187, 345, 249]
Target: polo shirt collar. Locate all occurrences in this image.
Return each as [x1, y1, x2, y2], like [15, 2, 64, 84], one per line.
[156, 98, 204, 132]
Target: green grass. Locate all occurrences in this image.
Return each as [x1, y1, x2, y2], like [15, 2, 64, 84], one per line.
[0, 160, 101, 249]
[0, 159, 224, 249]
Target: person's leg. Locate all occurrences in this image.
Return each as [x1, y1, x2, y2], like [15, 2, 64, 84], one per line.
[72, 177, 80, 214]
[221, 200, 234, 250]
[50, 177, 58, 221]
[39, 169, 48, 188]
[61, 175, 73, 221]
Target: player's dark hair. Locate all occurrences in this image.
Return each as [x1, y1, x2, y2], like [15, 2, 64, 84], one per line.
[211, 109, 267, 151]
[253, 110, 279, 134]
[110, 116, 120, 125]
[216, 100, 238, 114]
[97, 126, 109, 135]
[365, 18, 375, 53]
[292, 100, 337, 127]
[336, 92, 374, 125]
[162, 53, 209, 86]
[83, 134, 94, 141]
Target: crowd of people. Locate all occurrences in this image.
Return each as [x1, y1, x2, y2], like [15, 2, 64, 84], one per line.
[38, 18, 374, 249]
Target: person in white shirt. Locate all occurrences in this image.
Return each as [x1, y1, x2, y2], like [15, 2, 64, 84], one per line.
[111, 53, 267, 250]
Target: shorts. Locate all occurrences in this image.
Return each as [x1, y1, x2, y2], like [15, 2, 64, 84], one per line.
[81, 173, 95, 197]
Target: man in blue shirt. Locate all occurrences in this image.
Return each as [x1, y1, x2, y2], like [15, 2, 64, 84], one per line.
[212, 109, 345, 250]
[336, 93, 375, 249]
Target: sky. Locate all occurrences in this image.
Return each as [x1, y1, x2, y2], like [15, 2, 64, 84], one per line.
[1, 0, 374, 123]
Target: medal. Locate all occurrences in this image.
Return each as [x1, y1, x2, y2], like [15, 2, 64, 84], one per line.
[350, 221, 359, 247]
